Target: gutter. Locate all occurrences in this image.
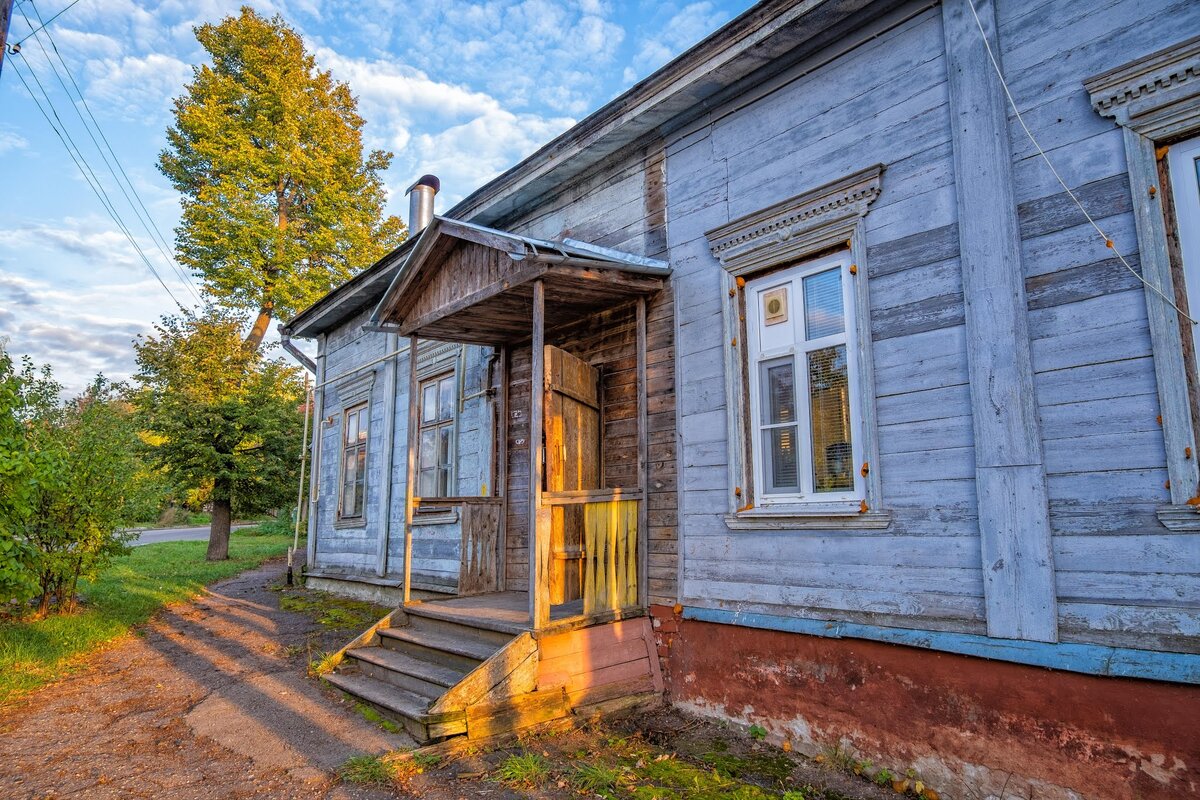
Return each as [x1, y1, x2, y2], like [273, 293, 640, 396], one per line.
[306, 336, 327, 569]
[279, 326, 317, 373]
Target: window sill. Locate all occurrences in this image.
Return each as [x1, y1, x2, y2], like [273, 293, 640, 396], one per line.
[413, 508, 460, 526]
[724, 507, 892, 531]
[1157, 505, 1200, 531]
[333, 517, 367, 530]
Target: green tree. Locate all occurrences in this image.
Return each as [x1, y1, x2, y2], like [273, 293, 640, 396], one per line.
[25, 377, 140, 616]
[159, 6, 405, 347]
[133, 309, 304, 560]
[0, 345, 146, 615]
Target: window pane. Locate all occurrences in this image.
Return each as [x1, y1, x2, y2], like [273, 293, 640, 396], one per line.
[419, 427, 437, 470]
[804, 268, 844, 340]
[809, 345, 853, 492]
[422, 384, 438, 423]
[761, 360, 795, 424]
[438, 376, 455, 421]
[418, 468, 436, 498]
[763, 426, 799, 493]
[344, 409, 358, 446]
[357, 410, 368, 442]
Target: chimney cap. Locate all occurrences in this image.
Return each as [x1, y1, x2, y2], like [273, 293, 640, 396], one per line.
[405, 174, 441, 195]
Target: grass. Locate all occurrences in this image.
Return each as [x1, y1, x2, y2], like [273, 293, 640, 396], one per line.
[277, 588, 390, 632]
[494, 752, 551, 787]
[0, 530, 292, 706]
[338, 754, 396, 785]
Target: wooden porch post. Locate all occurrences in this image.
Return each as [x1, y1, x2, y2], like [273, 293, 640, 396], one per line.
[496, 346, 509, 591]
[403, 335, 420, 605]
[636, 296, 649, 609]
[529, 280, 550, 629]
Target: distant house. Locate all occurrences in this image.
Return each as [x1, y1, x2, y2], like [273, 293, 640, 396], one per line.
[282, 1, 1200, 797]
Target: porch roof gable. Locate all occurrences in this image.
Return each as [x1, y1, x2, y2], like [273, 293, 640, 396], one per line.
[368, 217, 670, 345]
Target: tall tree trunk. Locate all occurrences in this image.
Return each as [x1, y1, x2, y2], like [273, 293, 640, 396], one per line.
[245, 305, 273, 349]
[208, 478, 233, 561]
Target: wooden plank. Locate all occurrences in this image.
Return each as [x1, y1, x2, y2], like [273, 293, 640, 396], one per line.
[636, 296, 649, 608]
[530, 280, 550, 629]
[497, 346, 509, 590]
[465, 687, 570, 740]
[943, 0, 1056, 642]
[403, 335, 420, 604]
[430, 632, 537, 714]
[543, 488, 644, 505]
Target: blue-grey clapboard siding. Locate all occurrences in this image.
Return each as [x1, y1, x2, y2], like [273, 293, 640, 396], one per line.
[670, 0, 1200, 656]
[310, 306, 494, 593]
[996, 0, 1200, 652]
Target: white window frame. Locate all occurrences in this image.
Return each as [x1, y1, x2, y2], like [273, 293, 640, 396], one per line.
[417, 370, 457, 498]
[1086, 35, 1200, 527]
[745, 253, 864, 506]
[338, 402, 369, 520]
[706, 165, 888, 529]
[1169, 136, 1200, 365]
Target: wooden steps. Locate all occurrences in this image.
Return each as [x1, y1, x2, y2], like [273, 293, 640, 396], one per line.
[323, 597, 664, 745]
[328, 605, 511, 742]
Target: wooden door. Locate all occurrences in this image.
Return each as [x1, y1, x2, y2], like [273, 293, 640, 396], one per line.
[543, 345, 600, 604]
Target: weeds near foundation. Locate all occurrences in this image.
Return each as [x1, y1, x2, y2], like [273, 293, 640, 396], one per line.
[494, 752, 551, 787]
[749, 723, 768, 741]
[352, 701, 403, 734]
[307, 651, 337, 677]
[338, 754, 395, 785]
[278, 589, 390, 631]
[570, 761, 622, 793]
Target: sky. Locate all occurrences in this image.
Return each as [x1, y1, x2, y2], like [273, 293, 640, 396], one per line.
[0, 0, 753, 395]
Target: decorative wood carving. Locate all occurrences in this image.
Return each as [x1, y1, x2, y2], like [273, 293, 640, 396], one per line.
[706, 164, 883, 275]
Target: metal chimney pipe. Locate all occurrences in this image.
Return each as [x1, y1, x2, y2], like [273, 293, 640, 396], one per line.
[405, 174, 440, 235]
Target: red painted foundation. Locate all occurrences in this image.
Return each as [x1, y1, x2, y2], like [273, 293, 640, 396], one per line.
[663, 617, 1200, 800]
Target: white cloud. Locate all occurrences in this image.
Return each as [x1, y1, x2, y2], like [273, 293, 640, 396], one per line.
[0, 129, 29, 155]
[85, 52, 192, 121]
[629, 2, 730, 79]
[316, 49, 575, 207]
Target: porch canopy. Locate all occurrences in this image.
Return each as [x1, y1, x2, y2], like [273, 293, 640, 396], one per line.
[369, 217, 670, 630]
[368, 216, 669, 343]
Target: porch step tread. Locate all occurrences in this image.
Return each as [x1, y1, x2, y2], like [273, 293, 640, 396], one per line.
[378, 625, 502, 662]
[404, 602, 528, 636]
[346, 646, 466, 689]
[324, 671, 431, 720]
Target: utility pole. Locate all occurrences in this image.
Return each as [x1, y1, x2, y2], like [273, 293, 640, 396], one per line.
[0, 0, 13, 79]
[0, 0, 12, 80]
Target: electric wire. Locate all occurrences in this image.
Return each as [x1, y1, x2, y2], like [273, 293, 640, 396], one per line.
[19, 1, 203, 303]
[9, 58, 187, 310]
[962, 0, 1196, 326]
[10, 0, 80, 48]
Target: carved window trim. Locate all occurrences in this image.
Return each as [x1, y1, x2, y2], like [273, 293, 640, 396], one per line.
[1086, 35, 1200, 527]
[706, 165, 889, 530]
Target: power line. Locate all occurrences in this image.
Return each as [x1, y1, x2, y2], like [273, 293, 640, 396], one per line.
[10, 0, 77, 48]
[962, 0, 1195, 326]
[20, 0, 203, 303]
[9, 57, 187, 310]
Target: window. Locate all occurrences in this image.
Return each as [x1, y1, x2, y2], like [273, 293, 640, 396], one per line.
[1169, 136, 1200, 369]
[417, 372, 456, 497]
[339, 403, 369, 519]
[745, 253, 863, 505]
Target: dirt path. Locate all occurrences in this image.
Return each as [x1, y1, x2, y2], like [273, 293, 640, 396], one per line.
[0, 558, 411, 800]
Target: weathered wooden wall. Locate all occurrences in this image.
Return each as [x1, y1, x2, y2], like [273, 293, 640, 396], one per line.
[496, 138, 678, 606]
[312, 307, 493, 593]
[668, 0, 1200, 651]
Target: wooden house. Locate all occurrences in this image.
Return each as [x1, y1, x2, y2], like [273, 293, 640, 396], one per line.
[282, 1, 1200, 797]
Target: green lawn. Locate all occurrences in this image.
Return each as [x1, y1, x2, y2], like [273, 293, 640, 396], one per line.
[0, 529, 294, 706]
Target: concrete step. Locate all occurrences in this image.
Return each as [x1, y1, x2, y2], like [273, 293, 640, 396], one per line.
[345, 646, 466, 700]
[377, 625, 502, 672]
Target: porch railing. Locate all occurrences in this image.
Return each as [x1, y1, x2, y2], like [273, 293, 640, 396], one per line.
[581, 498, 639, 615]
